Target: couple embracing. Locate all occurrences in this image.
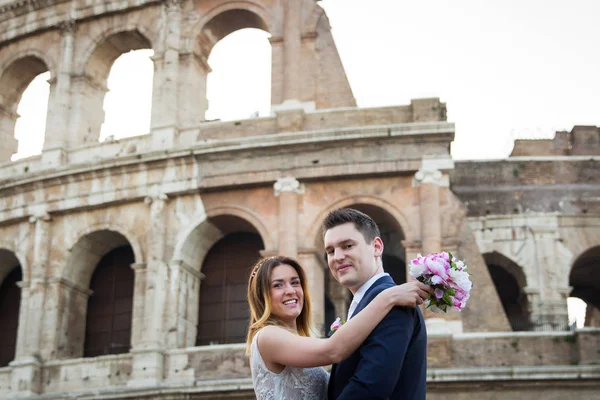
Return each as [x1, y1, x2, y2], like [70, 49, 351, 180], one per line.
[246, 208, 431, 399]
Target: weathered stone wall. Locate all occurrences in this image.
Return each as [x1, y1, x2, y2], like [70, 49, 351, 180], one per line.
[511, 126, 600, 157]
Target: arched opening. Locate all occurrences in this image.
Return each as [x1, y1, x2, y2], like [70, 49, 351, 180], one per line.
[78, 30, 152, 145]
[196, 215, 264, 345]
[13, 72, 50, 160]
[570, 246, 600, 327]
[62, 230, 136, 358]
[100, 49, 154, 142]
[198, 9, 271, 121]
[484, 252, 530, 331]
[0, 268, 21, 366]
[567, 297, 587, 329]
[0, 56, 50, 161]
[0, 249, 22, 367]
[84, 246, 135, 357]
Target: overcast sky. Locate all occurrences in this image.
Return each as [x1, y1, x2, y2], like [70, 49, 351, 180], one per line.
[14, 0, 600, 163]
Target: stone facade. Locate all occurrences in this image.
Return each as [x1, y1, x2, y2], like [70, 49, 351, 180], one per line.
[0, 1, 599, 399]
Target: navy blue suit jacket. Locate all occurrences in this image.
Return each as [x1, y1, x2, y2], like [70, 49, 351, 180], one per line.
[328, 275, 427, 400]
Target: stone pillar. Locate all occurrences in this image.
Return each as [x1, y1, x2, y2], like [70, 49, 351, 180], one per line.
[412, 156, 462, 333]
[49, 278, 91, 359]
[130, 262, 147, 349]
[10, 281, 42, 396]
[283, 0, 302, 102]
[269, 37, 284, 106]
[150, 0, 183, 149]
[67, 74, 107, 147]
[297, 250, 325, 335]
[177, 52, 210, 128]
[0, 106, 18, 161]
[274, 177, 303, 258]
[13, 212, 51, 362]
[165, 259, 203, 349]
[129, 193, 169, 387]
[42, 19, 75, 166]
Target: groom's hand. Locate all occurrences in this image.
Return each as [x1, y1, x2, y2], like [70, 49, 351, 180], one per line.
[392, 281, 432, 308]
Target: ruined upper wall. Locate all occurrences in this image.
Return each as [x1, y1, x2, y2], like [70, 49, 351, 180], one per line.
[510, 126, 600, 157]
[0, 0, 358, 162]
[451, 157, 600, 216]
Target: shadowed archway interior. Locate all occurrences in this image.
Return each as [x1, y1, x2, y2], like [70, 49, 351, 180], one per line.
[196, 229, 264, 345]
[84, 245, 135, 357]
[0, 266, 21, 366]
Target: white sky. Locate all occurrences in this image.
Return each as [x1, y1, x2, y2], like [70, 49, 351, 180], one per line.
[11, 0, 594, 325]
[14, 0, 600, 160]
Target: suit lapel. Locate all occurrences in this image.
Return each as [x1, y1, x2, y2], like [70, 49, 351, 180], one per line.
[351, 275, 394, 318]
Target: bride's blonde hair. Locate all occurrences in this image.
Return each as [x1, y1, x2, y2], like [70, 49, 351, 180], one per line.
[246, 256, 312, 355]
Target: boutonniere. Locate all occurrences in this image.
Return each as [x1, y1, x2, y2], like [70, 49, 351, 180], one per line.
[328, 317, 345, 336]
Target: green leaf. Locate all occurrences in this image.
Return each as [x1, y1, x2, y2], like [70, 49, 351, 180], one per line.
[442, 294, 452, 306]
[447, 287, 456, 296]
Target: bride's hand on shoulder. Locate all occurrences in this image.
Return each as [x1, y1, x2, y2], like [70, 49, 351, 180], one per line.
[383, 281, 432, 308]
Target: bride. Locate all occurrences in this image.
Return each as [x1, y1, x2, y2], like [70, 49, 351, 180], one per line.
[246, 256, 431, 399]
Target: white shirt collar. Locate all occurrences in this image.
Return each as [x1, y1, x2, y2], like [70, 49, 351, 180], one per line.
[348, 272, 389, 319]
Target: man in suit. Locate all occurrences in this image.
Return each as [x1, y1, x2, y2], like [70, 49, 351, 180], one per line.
[323, 208, 427, 400]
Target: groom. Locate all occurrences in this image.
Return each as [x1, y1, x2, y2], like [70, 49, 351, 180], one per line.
[323, 208, 427, 400]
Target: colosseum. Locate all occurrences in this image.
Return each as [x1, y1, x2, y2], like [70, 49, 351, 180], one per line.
[0, 0, 599, 399]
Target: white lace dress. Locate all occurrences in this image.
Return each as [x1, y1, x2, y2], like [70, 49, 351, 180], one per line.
[250, 330, 329, 400]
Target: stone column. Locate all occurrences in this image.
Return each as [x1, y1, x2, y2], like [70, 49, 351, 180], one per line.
[129, 193, 169, 387]
[67, 74, 107, 147]
[297, 250, 325, 336]
[164, 259, 203, 349]
[269, 36, 284, 106]
[12, 212, 51, 366]
[42, 19, 75, 166]
[412, 156, 462, 333]
[10, 281, 42, 396]
[129, 262, 147, 349]
[177, 52, 210, 128]
[49, 278, 91, 359]
[283, 0, 302, 102]
[274, 177, 303, 258]
[150, 0, 183, 149]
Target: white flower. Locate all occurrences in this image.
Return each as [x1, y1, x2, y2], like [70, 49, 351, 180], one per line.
[409, 254, 427, 278]
[448, 268, 472, 292]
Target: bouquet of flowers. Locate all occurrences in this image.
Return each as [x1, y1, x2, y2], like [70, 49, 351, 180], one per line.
[409, 252, 472, 313]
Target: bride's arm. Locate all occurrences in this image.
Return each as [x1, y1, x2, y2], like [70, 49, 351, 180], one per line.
[258, 281, 431, 369]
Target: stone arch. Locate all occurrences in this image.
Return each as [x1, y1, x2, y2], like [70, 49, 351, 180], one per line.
[174, 205, 273, 268]
[0, 51, 54, 106]
[176, 208, 266, 345]
[78, 27, 154, 80]
[191, 0, 272, 55]
[57, 228, 138, 359]
[306, 195, 414, 251]
[0, 53, 52, 160]
[304, 2, 325, 35]
[64, 227, 142, 288]
[70, 27, 154, 145]
[0, 246, 28, 283]
[570, 245, 600, 326]
[483, 251, 530, 331]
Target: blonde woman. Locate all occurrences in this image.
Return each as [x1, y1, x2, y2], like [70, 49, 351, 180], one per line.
[247, 256, 431, 399]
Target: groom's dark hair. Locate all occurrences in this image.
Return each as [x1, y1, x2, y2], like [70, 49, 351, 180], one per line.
[322, 208, 380, 242]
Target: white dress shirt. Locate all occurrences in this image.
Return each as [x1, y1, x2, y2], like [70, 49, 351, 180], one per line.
[347, 272, 390, 320]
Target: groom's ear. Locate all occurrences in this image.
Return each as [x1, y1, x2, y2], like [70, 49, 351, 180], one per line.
[373, 237, 384, 258]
